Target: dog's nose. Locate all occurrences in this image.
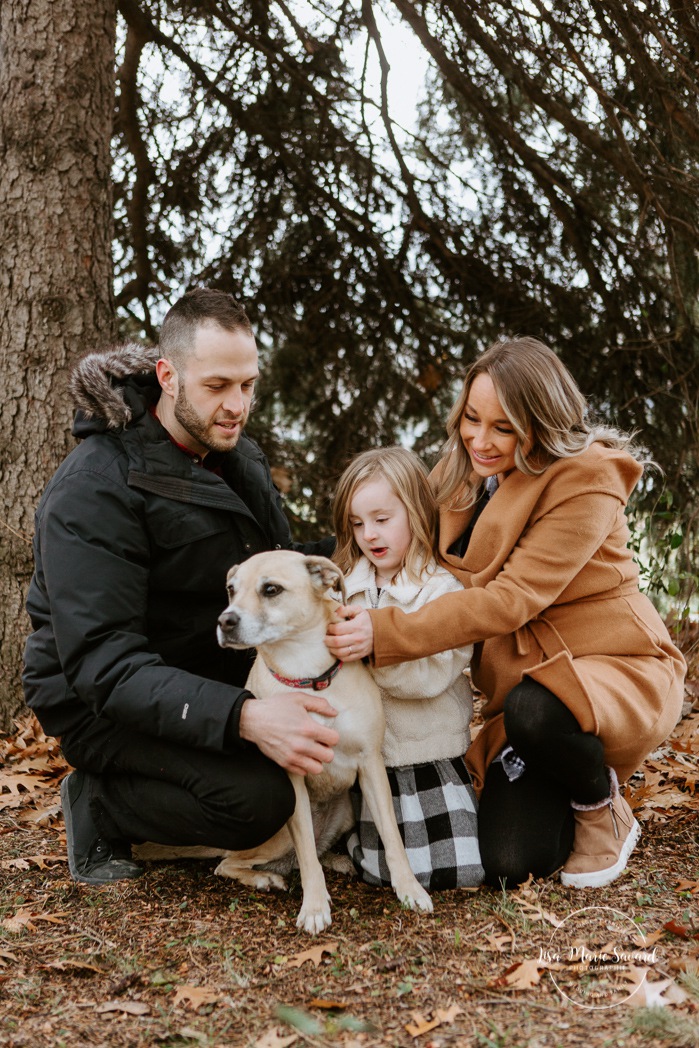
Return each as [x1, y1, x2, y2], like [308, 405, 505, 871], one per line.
[218, 609, 240, 632]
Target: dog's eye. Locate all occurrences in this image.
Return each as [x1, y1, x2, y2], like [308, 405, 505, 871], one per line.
[261, 583, 284, 598]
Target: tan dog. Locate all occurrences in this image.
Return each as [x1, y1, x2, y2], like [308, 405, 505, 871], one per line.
[213, 549, 433, 934]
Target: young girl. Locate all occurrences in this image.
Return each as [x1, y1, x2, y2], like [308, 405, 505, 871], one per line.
[332, 446, 484, 891]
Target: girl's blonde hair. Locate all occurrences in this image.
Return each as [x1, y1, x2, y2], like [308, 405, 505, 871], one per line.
[435, 336, 646, 509]
[332, 446, 437, 584]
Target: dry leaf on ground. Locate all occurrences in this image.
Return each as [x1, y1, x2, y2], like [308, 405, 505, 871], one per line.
[95, 1000, 150, 1016]
[39, 959, 105, 974]
[172, 984, 222, 1010]
[286, 941, 338, 968]
[308, 997, 348, 1009]
[675, 878, 699, 894]
[1, 906, 70, 933]
[496, 958, 547, 990]
[624, 966, 690, 1008]
[405, 1011, 442, 1037]
[405, 1003, 464, 1037]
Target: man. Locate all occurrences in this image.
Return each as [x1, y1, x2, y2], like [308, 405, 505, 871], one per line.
[23, 288, 338, 884]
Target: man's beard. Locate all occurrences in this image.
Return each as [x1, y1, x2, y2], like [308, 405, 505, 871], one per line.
[174, 383, 247, 455]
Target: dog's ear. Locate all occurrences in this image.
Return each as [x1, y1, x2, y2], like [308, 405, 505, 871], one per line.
[304, 556, 347, 603]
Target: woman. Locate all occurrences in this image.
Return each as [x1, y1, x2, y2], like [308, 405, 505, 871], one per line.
[327, 337, 686, 888]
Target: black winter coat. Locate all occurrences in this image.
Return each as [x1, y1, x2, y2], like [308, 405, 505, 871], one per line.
[23, 346, 325, 753]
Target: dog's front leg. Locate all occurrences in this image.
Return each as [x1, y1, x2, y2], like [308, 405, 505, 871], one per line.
[358, 752, 433, 914]
[287, 774, 332, 934]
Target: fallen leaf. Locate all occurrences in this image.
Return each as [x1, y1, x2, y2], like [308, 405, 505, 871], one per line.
[0, 772, 51, 794]
[24, 909, 69, 923]
[625, 966, 689, 1008]
[0, 914, 28, 934]
[663, 919, 699, 939]
[0, 793, 30, 812]
[286, 942, 338, 968]
[308, 998, 348, 1010]
[636, 929, 665, 947]
[0, 949, 19, 965]
[96, 1000, 150, 1015]
[172, 984, 222, 1011]
[1, 907, 70, 933]
[511, 893, 565, 929]
[27, 802, 63, 826]
[435, 1004, 464, 1023]
[404, 1003, 464, 1038]
[498, 959, 546, 990]
[6, 756, 56, 774]
[0, 854, 65, 871]
[405, 1011, 441, 1037]
[253, 1028, 298, 1048]
[675, 879, 699, 894]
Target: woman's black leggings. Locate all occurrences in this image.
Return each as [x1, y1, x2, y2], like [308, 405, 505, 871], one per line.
[478, 677, 609, 888]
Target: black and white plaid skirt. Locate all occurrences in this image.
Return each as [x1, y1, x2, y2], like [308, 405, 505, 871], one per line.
[346, 757, 484, 891]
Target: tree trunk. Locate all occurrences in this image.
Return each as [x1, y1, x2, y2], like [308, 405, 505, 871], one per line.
[0, 0, 117, 728]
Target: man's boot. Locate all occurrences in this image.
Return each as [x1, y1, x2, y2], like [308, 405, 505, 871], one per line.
[61, 770, 144, 885]
[560, 767, 640, 889]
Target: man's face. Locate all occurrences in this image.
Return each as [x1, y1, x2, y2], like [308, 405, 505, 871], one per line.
[167, 323, 259, 457]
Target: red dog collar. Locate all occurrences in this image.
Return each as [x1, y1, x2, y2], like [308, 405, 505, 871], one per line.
[267, 659, 343, 692]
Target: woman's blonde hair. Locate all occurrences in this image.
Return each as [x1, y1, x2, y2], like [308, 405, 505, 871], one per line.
[436, 336, 645, 509]
[332, 446, 437, 584]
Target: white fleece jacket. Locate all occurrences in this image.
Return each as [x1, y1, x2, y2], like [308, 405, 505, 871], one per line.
[343, 557, 474, 767]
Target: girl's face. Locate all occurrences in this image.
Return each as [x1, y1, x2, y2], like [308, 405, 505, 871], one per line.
[459, 373, 523, 479]
[349, 477, 412, 580]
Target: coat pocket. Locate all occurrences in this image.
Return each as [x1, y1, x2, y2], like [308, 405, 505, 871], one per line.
[145, 499, 231, 550]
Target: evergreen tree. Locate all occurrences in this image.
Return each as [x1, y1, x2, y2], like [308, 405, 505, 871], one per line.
[1, 0, 696, 722]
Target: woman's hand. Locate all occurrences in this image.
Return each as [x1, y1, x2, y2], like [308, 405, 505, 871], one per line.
[325, 605, 374, 661]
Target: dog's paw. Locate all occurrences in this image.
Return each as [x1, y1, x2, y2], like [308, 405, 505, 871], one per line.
[397, 883, 433, 914]
[250, 871, 288, 892]
[320, 852, 357, 877]
[214, 859, 287, 892]
[296, 897, 332, 935]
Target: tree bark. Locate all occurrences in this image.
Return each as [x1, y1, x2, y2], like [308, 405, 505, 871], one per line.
[0, 0, 117, 728]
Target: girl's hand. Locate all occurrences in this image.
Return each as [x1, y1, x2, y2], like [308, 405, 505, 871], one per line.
[325, 605, 374, 661]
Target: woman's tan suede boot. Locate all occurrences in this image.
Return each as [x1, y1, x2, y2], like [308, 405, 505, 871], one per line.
[560, 768, 641, 889]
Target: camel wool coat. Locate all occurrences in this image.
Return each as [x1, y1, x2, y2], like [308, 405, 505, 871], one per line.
[369, 443, 686, 795]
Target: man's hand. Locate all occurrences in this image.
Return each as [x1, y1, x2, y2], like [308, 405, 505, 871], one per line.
[325, 605, 374, 660]
[239, 692, 340, 776]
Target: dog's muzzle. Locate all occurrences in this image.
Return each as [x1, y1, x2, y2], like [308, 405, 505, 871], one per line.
[217, 609, 241, 647]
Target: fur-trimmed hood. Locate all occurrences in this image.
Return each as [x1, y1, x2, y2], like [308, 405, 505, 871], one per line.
[69, 342, 160, 429]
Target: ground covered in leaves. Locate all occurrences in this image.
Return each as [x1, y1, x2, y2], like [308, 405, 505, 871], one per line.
[1, 630, 698, 1047]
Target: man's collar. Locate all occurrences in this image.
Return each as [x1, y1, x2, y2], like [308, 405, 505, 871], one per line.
[148, 405, 223, 472]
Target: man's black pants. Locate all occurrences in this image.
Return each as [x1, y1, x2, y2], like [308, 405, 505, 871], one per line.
[60, 718, 295, 851]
